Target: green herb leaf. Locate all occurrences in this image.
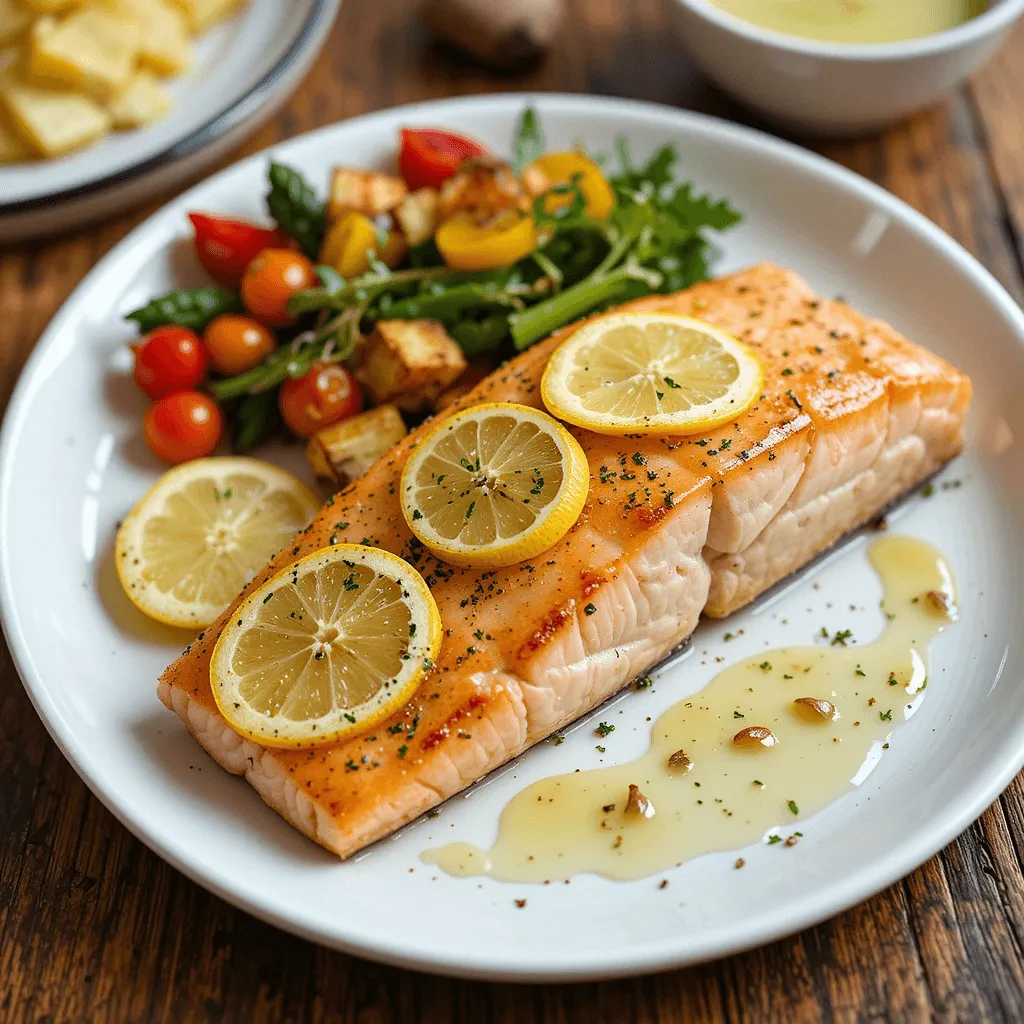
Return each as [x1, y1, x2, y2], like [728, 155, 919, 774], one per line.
[230, 392, 281, 453]
[267, 162, 326, 258]
[126, 286, 241, 332]
[512, 106, 545, 174]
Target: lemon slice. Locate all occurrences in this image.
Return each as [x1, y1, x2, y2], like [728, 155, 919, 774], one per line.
[210, 545, 441, 749]
[400, 402, 589, 568]
[116, 457, 320, 629]
[541, 313, 763, 436]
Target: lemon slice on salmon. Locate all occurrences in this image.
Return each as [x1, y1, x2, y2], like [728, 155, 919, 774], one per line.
[210, 544, 441, 749]
[116, 457, 320, 629]
[400, 402, 589, 569]
[541, 313, 763, 436]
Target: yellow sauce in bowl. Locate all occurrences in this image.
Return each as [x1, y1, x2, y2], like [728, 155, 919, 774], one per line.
[709, 0, 987, 44]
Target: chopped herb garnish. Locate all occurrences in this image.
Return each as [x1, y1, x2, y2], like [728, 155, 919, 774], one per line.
[584, 603, 597, 615]
[879, 709, 893, 721]
[596, 722, 615, 737]
[787, 800, 799, 815]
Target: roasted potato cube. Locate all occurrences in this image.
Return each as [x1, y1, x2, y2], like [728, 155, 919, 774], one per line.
[107, 69, 171, 128]
[306, 405, 408, 487]
[438, 158, 525, 221]
[1, 78, 111, 156]
[327, 167, 408, 221]
[0, 0, 31, 49]
[393, 187, 439, 247]
[357, 319, 467, 410]
[29, 9, 139, 100]
[111, 0, 192, 76]
[170, 0, 245, 32]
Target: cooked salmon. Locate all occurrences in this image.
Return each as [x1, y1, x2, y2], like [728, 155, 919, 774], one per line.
[158, 263, 971, 857]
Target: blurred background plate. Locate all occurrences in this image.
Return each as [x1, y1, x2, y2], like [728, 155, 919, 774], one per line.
[0, 0, 340, 244]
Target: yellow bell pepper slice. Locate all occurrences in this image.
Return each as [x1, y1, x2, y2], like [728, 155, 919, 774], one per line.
[435, 211, 538, 272]
[321, 211, 406, 277]
[528, 151, 615, 219]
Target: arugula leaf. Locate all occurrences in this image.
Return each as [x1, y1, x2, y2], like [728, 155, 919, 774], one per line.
[126, 287, 241, 332]
[665, 184, 742, 232]
[611, 142, 676, 193]
[512, 107, 545, 174]
[267, 162, 326, 258]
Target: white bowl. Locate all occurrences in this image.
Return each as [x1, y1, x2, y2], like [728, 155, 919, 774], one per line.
[671, 0, 1024, 135]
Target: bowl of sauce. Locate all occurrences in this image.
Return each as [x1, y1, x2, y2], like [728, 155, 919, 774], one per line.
[671, 0, 1024, 134]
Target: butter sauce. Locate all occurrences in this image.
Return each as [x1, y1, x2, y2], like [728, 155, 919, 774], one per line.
[422, 536, 957, 882]
[710, 0, 986, 45]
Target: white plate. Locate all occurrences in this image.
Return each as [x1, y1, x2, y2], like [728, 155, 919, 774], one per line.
[2, 95, 1023, 982]
[0, 0, 339, 243]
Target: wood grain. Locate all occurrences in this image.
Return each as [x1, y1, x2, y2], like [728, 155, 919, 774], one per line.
[3, 3, 1024, 1022]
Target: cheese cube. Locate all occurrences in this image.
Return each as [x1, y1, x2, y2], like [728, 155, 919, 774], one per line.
[107, 69, 171, 128]
[1, 79, 111, 156]
[0, 0, 31, 49]
[108, 0, 192, 75]
[305, 405, 408, 487]
[171, 0, 245, 32]
[0, 109, 34, 162]
[29, 9, 139, 100]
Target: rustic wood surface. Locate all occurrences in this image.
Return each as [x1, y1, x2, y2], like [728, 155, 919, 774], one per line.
[3, 1, 1024, 1021]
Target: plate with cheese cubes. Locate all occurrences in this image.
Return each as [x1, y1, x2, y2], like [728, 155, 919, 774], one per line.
[0, 0, 339, 242]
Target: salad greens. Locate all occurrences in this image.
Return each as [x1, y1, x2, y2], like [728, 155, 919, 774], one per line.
[126, 286, 241, 333]
[129, 108, 740, 420]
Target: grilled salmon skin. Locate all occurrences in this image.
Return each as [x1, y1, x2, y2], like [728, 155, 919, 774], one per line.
[158, 264, 971, 858]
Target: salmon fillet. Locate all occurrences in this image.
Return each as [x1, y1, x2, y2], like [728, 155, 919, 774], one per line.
[158, 263, 971, 858]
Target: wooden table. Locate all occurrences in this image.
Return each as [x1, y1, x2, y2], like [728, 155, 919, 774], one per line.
[3, 2, 1024, 1020]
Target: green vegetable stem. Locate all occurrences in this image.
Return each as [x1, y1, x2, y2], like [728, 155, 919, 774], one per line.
[267, 162, 327, 259]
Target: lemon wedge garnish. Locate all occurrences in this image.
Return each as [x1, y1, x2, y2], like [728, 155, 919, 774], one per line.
[210, 544, 441, 749]
[115, 457, 320, 629]
[400, 402, 589, 569]
[541, 313, 763, 436]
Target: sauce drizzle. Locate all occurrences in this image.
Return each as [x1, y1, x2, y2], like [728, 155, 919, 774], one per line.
[422, 536, 957, 882]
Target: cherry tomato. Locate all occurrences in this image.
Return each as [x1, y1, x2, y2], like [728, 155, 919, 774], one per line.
[132, 326, 210, 399]
[398, 128, 488, 191]
[278, 363, 362, 438]
[240, 248, 316, 326]
[203, 314, 277, 376]
[188, 212, 287, 287]
[143, 392, 224, 465]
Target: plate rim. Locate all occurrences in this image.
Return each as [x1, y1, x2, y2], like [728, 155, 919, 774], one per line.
[2, 92, 1024, 982]
[0, 0, 340, 216]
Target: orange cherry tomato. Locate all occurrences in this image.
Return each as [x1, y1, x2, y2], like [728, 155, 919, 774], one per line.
[188, 213, 288, 287]
[143, 392, 224, 465]
[203, 314, 277, 376]
[240, 248, 316, 326]
[132, 326, 209, 399]
[278, 362, 362, 438]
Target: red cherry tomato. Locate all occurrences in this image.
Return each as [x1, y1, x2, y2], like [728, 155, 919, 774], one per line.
[278, 362, 362, 438]
[132, 326, 210, 399]
[240, 248, 316, 327]
[398, 128, 488, 190]
[188, 212, 288, 287]
[143, 392, 224, 465]
[203, 314, 277, 376]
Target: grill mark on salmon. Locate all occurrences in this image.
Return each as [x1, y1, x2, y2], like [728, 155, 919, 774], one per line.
[158, 263, 971, 858]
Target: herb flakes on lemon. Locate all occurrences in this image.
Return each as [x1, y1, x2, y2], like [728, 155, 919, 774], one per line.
[401, 402, 589, 569]
[115, 457, 319, 629]
[210, 544, 442, 749]
[541, 313, 763, 436]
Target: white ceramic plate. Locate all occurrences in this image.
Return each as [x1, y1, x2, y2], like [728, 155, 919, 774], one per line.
[2, 95, 1023, 982]
[0, 0, 339, 243]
